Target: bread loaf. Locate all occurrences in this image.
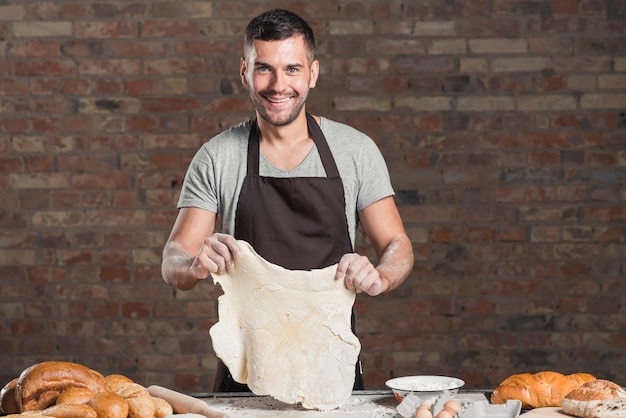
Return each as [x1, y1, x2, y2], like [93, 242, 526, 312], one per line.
[16, 361, 107, 412]
[490, 371, 596, 409]
[152, 396, 174, 418]
[9, 362, 172, 418]
[108, 381, 155, 418]
[55, 387, 95, 405]
[562, 379, 626, 417]
[587, 398, 626, 418]
[87, 392, 129, 418]
[1, 377, 19, 414]
[103, 374, 134, 393]
[12, 404, 98, 418]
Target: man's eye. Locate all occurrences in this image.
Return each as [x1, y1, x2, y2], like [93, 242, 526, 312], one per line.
[287, 67, 299, 74]
[256, 66, 269, 72]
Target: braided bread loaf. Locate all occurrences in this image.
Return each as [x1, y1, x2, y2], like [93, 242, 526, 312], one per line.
[1, 362, 172, 418]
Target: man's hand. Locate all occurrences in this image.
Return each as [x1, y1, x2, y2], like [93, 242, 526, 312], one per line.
[336, 253, 386, 296]
[192, 233, 243, 278]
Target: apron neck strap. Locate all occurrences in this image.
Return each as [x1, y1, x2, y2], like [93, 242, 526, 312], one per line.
[306, 113, 340, 177]
[247, 119, 261, 175]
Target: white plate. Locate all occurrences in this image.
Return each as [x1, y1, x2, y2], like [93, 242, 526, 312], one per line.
[386, 375, 465, 392]
[385, 375, 465, 401]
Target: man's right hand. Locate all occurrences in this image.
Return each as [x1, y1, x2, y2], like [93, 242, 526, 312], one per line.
[191, 233, 243, 278]
[162, 208, 243, 290]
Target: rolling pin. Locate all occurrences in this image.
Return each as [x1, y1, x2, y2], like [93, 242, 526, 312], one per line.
[148, 385, 228, 418]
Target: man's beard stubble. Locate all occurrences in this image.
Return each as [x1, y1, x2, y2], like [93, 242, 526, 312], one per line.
[250, 89, 308, 127]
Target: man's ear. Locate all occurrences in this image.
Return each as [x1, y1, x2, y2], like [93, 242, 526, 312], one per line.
[240, 57, 248, 86]
[309, 59, 320, 89]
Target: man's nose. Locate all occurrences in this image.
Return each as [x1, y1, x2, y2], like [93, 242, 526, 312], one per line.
[269, 71, 286, 91]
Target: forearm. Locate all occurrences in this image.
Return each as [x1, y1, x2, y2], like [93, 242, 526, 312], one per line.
[375, 234, 414, 293]
[161, 241, 203, 291]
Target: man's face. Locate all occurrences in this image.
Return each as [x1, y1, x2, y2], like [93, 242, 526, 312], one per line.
[241, 35, 319, 127]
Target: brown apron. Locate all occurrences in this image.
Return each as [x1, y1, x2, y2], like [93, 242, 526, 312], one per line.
[213, 113, 364, 392]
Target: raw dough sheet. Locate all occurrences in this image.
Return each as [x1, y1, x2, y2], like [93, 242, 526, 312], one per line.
[209, 240, 361, 410]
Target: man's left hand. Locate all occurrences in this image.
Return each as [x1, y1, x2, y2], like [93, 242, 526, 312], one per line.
[336, 253, 385, 296]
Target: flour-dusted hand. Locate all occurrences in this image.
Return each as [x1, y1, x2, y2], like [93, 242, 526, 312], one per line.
[162, 207, 246, 291]
[193, 233, 243, 277]
[336, 253, 384, 296]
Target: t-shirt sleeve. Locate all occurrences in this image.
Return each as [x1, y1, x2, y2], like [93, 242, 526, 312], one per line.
[177, 145, 219, 213]
[355, 139, 395, 211]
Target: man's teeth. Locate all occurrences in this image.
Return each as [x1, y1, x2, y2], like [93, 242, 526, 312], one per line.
[267, 97, 290, 103]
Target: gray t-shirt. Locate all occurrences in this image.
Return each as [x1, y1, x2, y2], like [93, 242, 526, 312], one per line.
[178, 116, 394, 247]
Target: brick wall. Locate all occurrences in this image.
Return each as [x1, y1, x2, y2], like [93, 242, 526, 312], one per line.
[1, 0, 625, 394]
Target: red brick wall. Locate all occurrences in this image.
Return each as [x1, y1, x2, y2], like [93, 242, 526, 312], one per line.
[1, 0, 625, 393]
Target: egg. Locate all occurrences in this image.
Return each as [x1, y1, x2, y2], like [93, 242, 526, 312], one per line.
[435, 410, 454, 418]
[421, 398, 435, 409]
[414, 404, 433, 418]
[443, 399, 462, 413]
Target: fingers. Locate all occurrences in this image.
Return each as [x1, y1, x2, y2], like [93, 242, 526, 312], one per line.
[193, 234, 243, 278]
[190, 252, 215, 279]
[215, 233, 243, 259]
[337, 253, 384, 296]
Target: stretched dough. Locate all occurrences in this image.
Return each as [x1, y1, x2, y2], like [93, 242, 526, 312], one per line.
[209, 241, 361, 410]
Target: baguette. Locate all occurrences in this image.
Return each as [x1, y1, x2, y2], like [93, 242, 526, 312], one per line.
[16, 361, 106, 412]
[9, 404, 97, 418]
[490, 371, 596, 409]
[5, 415, 54, 418]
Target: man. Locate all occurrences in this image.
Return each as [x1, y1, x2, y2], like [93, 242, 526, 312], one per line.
[161, 9, 414, 392]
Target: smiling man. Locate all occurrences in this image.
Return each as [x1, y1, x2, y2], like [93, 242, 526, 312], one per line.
[161, 9, 414, 393]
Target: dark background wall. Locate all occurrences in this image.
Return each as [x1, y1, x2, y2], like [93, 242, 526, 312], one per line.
[1, 0, 625, 394]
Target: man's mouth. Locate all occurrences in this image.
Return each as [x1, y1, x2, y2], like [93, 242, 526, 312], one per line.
[260, 90, 296, 105]
[265, 96, 291, 104]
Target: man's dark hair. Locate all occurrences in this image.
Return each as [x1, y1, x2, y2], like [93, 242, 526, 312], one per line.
[244, 9, 316, 61]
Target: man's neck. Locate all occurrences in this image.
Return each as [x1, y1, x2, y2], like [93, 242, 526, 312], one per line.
[257, 111, 317, 171]
[257, 111, 310, 146]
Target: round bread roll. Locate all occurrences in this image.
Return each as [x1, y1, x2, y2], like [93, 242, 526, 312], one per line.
[88, 391, 129, 418]
[562, 379, 626, 418]
[17, 361, 106, 411]
[491, 371, 596, 409]
[55, 387, 95, 405]
[1, 377, 19, 414]
[152, 396, 173, 418]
